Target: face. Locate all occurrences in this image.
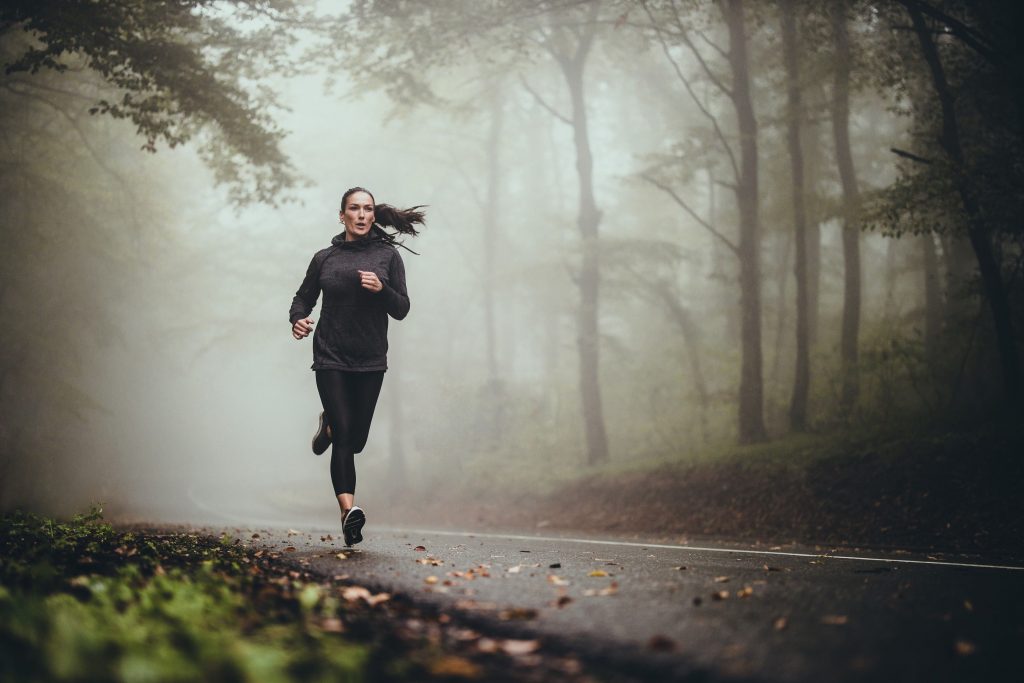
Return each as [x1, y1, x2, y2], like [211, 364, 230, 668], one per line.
[340, 191, 375, 240]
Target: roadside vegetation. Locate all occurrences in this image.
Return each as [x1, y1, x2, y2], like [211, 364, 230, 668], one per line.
[0, 508, 630, 683]
[0, 507, 376, 681]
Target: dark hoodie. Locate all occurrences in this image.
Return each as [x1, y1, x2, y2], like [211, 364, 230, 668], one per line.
[289, 228, 409, 371]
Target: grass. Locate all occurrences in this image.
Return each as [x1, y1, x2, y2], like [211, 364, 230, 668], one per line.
[0, 507, 381, 682]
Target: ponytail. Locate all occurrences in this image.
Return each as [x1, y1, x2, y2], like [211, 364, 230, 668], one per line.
[373, 203, 426, 237]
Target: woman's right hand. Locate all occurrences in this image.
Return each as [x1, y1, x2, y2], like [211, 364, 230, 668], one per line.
[292, 317, 315, 340]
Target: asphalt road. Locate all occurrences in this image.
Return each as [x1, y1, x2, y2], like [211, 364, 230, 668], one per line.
[232, 524, 1023, 682]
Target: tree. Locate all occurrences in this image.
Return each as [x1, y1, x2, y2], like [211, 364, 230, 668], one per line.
[830, 0, 863, 414]
[780, 0, 811, 430]
[640, 0, 767, 443]
[1, 0, 310, 205]
[869, 0, 1024, 407]
[901, 0, 1021, 405]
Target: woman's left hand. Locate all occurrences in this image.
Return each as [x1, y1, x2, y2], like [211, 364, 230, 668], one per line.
[358, 270, 383, 293]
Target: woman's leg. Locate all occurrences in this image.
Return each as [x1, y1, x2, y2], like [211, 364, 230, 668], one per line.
[345, 371, 385, 455]
[315, 371, 357, 513]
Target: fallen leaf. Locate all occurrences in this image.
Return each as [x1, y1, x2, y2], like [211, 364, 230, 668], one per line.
[287, 529, 300, 536]
[820, 615, 848, 625]
[416, 557, 443, 566]
[773, 617, 788, 631]
[429, 655, 481, 678]
[424, 575, 439, 584]
[414, 545, 427, 551]
[476, 638, 498, 653]
[712, 590, 730, 601]
[737, 586, 754, 598]
[554, 595, 573, 608]
[284, 546, 296, 552]
[507, 565, 522, 574]
[342, 586, 371, 601]
[588, 569, 609, 577]
[648, 635, 676, 652]
[320, 617, 344, 633]
[365, 592, 391, 606]
[713, 576, 730, 583]
[547, 575, 570, 586]
[251, 533, 260, 539]
[673, 566, 688, 571]
[954, 640, 976, 656]
[335, 552, 348, 560]
[501, 639, 541, 656]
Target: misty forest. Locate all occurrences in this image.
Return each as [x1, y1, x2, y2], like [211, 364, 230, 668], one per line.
[1, 1, 1023, 680]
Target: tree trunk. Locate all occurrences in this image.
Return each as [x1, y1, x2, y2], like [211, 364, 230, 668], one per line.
[921, 232, 942, 364]
[830, 0, 862, 414]
[554, 23, 610, 465]
[722, 0, 767, 443]
[482, 89, 504, 387]
[906, 3, 1021, 404]
[805, 120, 822, 348]
[781, 0, 811, 431]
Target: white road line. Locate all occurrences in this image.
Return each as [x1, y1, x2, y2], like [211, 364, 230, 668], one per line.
[388, 527, 1024, 572]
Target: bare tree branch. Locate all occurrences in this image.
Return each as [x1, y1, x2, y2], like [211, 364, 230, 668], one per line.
[641, 172, 740, 255]
[667, 0, 733, 99]
[519, 75, 572, 126]
[890, 147, 934, 164]
[695, 28, 729, 61]
[639, 0, 740, 180]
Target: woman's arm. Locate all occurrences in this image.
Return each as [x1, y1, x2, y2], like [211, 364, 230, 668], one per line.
[289, 251, 324, 325]
[380, 250, 410, 320]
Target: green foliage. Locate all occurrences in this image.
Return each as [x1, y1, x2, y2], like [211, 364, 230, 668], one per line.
[0, 508, 370, 682]
[0, 0, 312, 205]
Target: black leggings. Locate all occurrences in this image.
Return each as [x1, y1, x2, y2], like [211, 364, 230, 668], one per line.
[315, 370, 385, 495]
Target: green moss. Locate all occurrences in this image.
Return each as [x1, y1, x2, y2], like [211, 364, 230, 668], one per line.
[0, 509, 370, 683]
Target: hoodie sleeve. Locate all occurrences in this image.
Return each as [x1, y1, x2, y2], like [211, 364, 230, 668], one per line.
[289, 251, 324, 324]
[380, 249, 410, 320]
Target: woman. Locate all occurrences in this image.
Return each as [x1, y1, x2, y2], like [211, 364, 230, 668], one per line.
[289, 187, 424, 546]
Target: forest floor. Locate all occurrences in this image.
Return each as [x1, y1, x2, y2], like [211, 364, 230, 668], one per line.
[385, 420, 1024, 563]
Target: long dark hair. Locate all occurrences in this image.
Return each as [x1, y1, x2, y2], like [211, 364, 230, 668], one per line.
[340, 186, 426, 242]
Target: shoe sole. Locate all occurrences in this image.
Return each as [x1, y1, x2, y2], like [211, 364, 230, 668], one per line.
[343, 508, 365, 546]
[312, 412, 331, 455]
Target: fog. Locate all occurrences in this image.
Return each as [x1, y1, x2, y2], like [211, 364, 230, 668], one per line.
[2, 1, 1012, 532]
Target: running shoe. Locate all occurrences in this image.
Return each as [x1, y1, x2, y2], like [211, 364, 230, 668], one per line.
[342, 506, 366, 547]
[312, 411, 331, 455]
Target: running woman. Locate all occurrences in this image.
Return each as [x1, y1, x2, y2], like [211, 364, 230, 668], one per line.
[289, 187, 424, 546]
